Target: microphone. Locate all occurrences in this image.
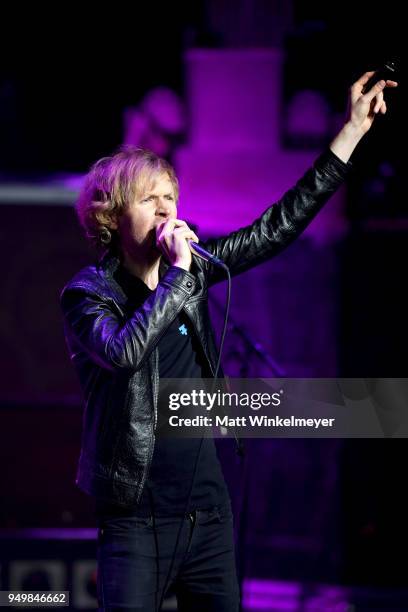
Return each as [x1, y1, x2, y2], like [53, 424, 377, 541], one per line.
[188, 240, 226, 268]
[362, 60, 397, 94]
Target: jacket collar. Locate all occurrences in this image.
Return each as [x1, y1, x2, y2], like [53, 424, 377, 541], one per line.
[97, 249, 170, 306]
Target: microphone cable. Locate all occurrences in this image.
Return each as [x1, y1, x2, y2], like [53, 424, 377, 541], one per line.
[156, 261, 231, 611]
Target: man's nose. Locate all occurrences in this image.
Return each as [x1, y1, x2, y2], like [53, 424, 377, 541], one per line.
[156, 198, 172, 217]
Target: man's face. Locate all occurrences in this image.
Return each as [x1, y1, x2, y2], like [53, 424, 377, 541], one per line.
[114, 173, 177, 254]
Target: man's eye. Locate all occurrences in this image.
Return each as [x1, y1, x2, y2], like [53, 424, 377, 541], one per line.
[142, 196, 153, 202]
[166, 195, 174, 200]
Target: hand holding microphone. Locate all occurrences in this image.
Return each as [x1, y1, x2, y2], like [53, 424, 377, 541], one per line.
[156, 218, 225, 270]
[156, 218, 198, 271]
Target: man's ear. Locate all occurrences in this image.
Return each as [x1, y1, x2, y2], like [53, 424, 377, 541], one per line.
[107, 213, 118, 231]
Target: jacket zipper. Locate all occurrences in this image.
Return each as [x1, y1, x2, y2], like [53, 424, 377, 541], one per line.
[182, 304, 215, 377]
[136, 350, 158, 503]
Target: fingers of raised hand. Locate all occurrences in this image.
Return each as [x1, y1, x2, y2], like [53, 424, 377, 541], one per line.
[350, 71, 376, 102]
[362, 78, 398, 105]
[373, 90, 384, 114]
[362, 80, 387, 105]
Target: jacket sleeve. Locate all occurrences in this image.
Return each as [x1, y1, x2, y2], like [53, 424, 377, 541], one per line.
[60, 265, 196, 372]
[201, 149, 352, 285]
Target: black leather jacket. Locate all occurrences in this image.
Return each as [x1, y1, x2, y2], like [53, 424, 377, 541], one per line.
[60, 149, 351, 507]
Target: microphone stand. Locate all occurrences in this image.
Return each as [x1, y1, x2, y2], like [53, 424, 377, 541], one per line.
[209, 297, 286, 377]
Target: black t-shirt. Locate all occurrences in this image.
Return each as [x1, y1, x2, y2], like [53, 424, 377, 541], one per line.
[96, 264, 229, 518]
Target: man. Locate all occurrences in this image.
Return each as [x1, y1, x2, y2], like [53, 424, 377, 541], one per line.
[60, 72, 396, 611]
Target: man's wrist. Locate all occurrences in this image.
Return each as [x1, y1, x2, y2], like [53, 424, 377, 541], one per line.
[173, 260, 191, 272]
[329, 122, 364, 163]
[342, 121, 365, 141]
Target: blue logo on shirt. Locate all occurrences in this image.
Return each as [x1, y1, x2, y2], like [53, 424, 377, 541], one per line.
[178, 324, 188, 336]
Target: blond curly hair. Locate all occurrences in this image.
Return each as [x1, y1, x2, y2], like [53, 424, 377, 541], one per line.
[76, 146, 179, 249]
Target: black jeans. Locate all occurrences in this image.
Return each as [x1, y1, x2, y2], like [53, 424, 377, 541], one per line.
[96, 503, 240, 611]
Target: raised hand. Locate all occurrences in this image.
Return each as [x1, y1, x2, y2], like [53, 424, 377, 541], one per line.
[346, 70, 398, 135]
